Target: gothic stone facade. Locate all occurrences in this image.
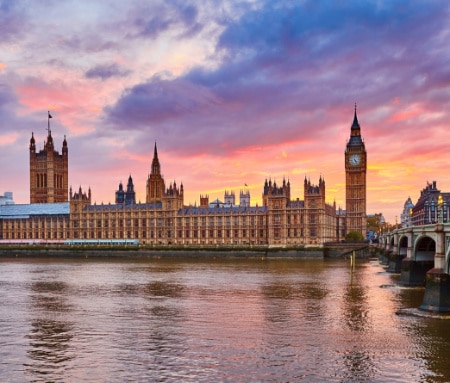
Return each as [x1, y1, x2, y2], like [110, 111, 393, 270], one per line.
[345, 107, 367, 236]
[29, 129, 68, 204]
[1, 109, 373, 246]
[65, 146, 337, 246]
[0, 140, 338, 246]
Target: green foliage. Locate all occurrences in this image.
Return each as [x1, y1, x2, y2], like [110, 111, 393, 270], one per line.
[345, 231, 364, 242]
[366, 216, 380, 232]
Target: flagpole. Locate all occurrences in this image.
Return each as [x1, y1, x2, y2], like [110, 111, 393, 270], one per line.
[47, 111, 52, 135]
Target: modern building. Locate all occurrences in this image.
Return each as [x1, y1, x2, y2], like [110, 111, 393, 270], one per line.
[0, 192, 14, 206]
[345, 105, 367, 236]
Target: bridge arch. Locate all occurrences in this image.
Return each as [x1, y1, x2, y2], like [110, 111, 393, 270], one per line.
[398, 235, 408, 256]
[413, 235, 436, 261]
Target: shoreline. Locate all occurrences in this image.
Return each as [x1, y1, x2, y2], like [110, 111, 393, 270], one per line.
[0, 242, 372, 260]
[0, 246, 325, 260]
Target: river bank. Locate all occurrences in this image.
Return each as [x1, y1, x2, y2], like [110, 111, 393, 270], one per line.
[0, 242, 373, 259]
[0, 246, 325, 259]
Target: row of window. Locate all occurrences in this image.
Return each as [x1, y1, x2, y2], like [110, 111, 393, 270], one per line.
[2, 220, 68, 229]
[2, 226, 319, 240]
[1, 213, 317, 232]
[70, 213, 309, 226]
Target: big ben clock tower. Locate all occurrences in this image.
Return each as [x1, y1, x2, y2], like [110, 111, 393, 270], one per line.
[345, 105, 367, 237]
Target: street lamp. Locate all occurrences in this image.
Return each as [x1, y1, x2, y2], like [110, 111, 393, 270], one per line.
[409, 208, 413, 227]
[438, 195, 443, 224]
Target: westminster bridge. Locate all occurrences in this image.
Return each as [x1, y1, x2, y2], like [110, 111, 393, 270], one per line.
[378, 223, 450, 313]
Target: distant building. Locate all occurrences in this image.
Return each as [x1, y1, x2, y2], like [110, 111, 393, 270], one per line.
[115, 176, 136, 205]
[400, 197, 415, 227]
[411, 181, 450, 225]
[336, 207, 347, 241]
[220, 190, 250, 207]
[115, 182, 125, 204]
[366, 213, 385, 242]
[224, 191, 235, 206]
[0, 192, 14, 206]
[240, 190, 250, 207]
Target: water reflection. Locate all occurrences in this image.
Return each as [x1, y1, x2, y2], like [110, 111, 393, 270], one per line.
[144, 297, 187, 380]
[406, 316, 450, 382]
[1, 258, 450, 382]
[25, 319, 74, 378]
[144, 281, 184, 298]
[338, 267, 375, 382]
[343, 272, 370, 332]
[25, 280, 74, 382]
[340, 347, 376, 383]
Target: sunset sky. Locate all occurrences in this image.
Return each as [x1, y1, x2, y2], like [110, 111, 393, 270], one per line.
[1, 0, 449, 223]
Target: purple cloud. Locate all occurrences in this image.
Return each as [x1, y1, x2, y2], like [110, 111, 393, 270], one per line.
[128, 0, 203, 39]
[103, 0, 449, 157]
[85, 63, 131, 80]
[0, 0, 26, 42]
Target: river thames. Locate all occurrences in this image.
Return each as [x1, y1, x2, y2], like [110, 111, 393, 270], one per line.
[1, 256, 449, 382]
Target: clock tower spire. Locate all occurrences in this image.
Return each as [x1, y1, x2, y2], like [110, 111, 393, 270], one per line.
[345, 104, 367, 238]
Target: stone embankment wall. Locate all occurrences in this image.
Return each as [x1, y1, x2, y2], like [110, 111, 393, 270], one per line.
[323, 243, 371, 259]
[0, 247, 325, 259]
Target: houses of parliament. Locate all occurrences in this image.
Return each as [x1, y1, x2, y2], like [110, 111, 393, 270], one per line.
[0, 109, 367, 246]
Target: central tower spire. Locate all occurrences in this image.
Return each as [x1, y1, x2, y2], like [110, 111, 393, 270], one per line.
[146, 141, 165, 204]
[151, 142, 161, 175]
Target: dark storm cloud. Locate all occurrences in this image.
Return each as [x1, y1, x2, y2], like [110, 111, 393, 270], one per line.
[85, 63, 131, 80]
[105, 0, 450, 155]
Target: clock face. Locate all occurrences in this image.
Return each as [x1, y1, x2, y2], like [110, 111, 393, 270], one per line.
[349, 154, 361, 166]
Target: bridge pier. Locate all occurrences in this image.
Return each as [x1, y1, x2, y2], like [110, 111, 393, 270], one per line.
[386, 253, 405, 273]
[379, 251, 390, 265]
[420, 269, 450, 312]
[419, 224, 450, 312]
[398, 258, 434, 286]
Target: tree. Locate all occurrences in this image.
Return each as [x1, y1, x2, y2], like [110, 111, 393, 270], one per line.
[345, 231, 364, 242]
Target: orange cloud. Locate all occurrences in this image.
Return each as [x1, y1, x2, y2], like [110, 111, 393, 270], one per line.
[0, 63, 6, 71]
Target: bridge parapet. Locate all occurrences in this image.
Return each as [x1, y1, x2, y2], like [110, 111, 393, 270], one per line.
[379, 224, 450, 267]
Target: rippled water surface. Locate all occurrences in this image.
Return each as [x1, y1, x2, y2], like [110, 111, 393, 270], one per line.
[1, 257, 450, 382]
